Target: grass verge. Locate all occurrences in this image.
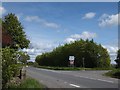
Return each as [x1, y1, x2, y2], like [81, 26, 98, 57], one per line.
[36, 66, 113, 71]
[104, 69, 120, 79]
[8, 77, 44, 89]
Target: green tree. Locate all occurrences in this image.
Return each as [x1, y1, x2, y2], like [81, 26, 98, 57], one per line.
[35, 39, 110, 68]
[115, 49, 120, 68]
[2, 13, 30, 88]
[2, 13, 30, 49]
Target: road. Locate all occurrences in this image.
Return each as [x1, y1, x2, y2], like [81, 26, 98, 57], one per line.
[25, 66, 119, 89]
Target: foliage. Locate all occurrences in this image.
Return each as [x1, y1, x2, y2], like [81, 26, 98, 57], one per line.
[35, 39, 111, 68]
[36, 66, 112, 71]
[115, 49, 120, 68]
[8, 78, 44, 89]
[2, 13, 30, 49]
[2, 47, 19, 88]
[104, 69, 120, 79]
[0, 18, 2, 24]
[18, 51, 30, 64]
[27, 61, 34, 65]
[2, 13, 30, 88]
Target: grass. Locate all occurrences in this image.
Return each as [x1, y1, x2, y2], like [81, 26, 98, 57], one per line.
[104, 69, 120, 79]
[8, 77, 44, 89]
[36, 65, 113, 71]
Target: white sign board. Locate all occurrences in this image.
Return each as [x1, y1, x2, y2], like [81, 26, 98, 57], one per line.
[69, 56, 75, 61]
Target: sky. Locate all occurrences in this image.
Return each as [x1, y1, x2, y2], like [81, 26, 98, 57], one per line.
[1, 2, 119, 64]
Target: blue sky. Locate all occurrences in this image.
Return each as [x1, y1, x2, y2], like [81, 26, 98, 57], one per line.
[1, 2, 119, 63]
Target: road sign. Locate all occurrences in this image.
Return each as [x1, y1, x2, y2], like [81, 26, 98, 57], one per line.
[70, 60, 74, 65]
[69, 56, 75, 61]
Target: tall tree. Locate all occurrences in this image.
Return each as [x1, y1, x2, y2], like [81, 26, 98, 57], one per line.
[2, 13, 30, 49]
[115, 49, 120, 68]
[35, 39, 111, 68]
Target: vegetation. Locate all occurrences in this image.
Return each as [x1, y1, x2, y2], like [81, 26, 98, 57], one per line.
[36, 39, 110, 68]
[2, 13, 30, 88]
[2, 47, 20, 88]
[104, 69, 120, 79]
[8, 78, 44, 89]
[35, 66, 113, 71]
[0, 18, 2, 24]
[115, 49, 120, 68]
[2, 13, 30, 49]
[104, 49, 120, 79]
[18, 51, 30, 64]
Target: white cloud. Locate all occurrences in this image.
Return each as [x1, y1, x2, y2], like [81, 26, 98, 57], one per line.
[102, 45, 118, 53]
[82, 12, 96, 19]
[102, 45, 118, 64]
[24, 16, 42, 22]
[16, 13, 23, 20]
[43, 22, 60, 29]
[98, 13, 119, 27]
[22, 42, 59, 61]
[65, 38, 76, 43]
[65, 31, 97, 43]
[0, 6, 6, 15]
[24, 16, 60, 29]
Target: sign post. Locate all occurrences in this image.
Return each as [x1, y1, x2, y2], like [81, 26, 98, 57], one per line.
[69, 56, 75, 67]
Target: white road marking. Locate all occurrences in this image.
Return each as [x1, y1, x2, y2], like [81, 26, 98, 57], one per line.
[74, 75, 114, 83]
[69, 84, 80, 88]
[36, 68, 114, 84]
[97, 79, 114, 83]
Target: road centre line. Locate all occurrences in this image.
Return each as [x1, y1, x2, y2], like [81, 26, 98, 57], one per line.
[69, 84, 80, 88]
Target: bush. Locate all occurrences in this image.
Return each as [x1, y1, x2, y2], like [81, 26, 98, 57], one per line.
[2, 47, 19, 88]
[33, 62, 39, 67]
[104, 69, 120, 79]
[8, 78, 44, 89]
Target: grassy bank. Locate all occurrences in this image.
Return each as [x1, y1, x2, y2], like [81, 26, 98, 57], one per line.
[104, 69, 120, 79]
[36, 66, 113, 71]
[8, 77, 44, 89]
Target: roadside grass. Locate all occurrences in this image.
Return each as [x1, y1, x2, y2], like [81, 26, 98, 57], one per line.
[104, 69, 120, 79]
[36, 66, 113, 71]
[8, 77, 44, 89]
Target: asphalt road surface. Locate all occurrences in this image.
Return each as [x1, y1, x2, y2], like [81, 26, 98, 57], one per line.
[25, 66, 119, 89]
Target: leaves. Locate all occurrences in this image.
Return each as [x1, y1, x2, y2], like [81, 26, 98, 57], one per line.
[35, 39, 110, 68]
[2, 47, 19, 88]
[2, 13, 30, 49]
[115, 49, 120, 68]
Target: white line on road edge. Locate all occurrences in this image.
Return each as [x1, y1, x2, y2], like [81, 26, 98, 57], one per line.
[69, 84, 80, 88]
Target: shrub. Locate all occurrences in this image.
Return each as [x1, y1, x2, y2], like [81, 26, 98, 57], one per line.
[2, 47, 19, 88]
[104, 69, 120, 79]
